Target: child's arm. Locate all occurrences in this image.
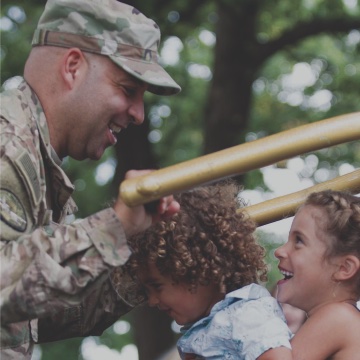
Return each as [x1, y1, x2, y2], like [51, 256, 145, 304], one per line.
[291, 315, 336, 359]
[258, 346, 292, 360]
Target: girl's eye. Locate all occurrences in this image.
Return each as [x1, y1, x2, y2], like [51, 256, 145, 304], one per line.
[295, 235, 304, 245]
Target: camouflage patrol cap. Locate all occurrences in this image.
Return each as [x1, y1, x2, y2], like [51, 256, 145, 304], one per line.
[31, 0, 181, 96]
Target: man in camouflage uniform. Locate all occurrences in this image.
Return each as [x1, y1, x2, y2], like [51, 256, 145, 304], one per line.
[0, 0, 181, 358]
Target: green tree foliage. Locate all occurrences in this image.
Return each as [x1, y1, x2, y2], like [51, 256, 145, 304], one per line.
[1, 0, 359, 359]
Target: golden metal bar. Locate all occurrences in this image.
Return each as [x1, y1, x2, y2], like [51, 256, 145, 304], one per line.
[120, 112, 360, 207]
[243, 170, 360, 226]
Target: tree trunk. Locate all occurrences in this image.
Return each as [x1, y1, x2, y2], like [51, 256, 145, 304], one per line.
[111, 120, 157, 193]
[130, 307, 177, 360]
[203, 1, 260, 155]
[112, 122, 177, 360]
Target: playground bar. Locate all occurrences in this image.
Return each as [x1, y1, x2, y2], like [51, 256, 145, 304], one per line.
[119, 112, 360, 209]
[243, 169, 360, 226]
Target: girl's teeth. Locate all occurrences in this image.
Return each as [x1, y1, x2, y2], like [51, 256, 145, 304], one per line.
[281, 270, 294, 278]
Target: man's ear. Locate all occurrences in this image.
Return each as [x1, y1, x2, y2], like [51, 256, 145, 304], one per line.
[333, 255, 360, 281]
[61, 48, 87, 89]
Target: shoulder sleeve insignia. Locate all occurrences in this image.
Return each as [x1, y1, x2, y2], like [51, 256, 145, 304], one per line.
[0, 189, 27, 232]
[14, 151, 41, 206]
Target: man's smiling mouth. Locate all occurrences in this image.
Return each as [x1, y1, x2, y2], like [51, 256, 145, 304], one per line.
[109, 122, 122, 134]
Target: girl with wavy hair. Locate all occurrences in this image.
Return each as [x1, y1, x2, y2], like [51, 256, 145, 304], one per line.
[275, 190, 360, 360]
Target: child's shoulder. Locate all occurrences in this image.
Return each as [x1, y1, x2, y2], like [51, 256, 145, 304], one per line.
[292, 302, 360, 360]
[317, 301, 359, 314]
[311, 302, 360, 327]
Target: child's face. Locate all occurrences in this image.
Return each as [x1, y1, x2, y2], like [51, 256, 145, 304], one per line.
[139, 263, 224, 325]
[274, 205, 339, 314]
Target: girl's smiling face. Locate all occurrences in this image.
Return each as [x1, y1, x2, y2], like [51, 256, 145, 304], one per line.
[274, 205, 340, 315]
[139, 263, 224, 325]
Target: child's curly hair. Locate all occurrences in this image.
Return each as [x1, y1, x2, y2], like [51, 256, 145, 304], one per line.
[124, 181, 268, 296]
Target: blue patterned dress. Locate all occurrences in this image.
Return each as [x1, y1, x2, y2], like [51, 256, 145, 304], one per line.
[177, 283, 293, 360]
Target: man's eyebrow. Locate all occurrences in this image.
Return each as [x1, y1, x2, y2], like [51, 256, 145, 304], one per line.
[133, 77, 146, 86]
[116, 76, 145, 87]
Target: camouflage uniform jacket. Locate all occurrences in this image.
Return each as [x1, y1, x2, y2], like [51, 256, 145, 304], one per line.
[0, 78, 138, 359]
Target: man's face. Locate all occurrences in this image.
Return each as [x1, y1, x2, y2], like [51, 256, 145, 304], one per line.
[65, 55, 148, 161]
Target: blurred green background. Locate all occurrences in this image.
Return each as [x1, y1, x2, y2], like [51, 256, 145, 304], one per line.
[1, 0, 359, 359]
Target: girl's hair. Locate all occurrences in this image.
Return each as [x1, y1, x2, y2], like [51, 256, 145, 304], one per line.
[304, 190, 360, 259]
[125, 181, 268, 296]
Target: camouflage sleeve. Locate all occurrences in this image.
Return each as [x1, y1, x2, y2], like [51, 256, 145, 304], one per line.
[38, 268, 144, 342]
[0, 87, 141, 342]
[0, 160, 142, 339]
[0, 207, 134, 325]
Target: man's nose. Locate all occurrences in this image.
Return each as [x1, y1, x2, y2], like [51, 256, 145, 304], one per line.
[129, 96, 145, 126]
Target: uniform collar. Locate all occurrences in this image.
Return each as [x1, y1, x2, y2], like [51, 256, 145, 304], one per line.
[18, 78, 65, 167]
[18, 78, 76, 199]
[17, 79, 54, 155]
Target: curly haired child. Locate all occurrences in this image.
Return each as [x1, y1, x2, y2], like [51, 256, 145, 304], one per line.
[124, 182, 292, 360]
[275, 190, 360, 360]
